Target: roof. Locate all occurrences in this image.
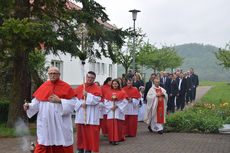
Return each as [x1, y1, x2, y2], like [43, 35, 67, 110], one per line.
[66, 0, 117, 30]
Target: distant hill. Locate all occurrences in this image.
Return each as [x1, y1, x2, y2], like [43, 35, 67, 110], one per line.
[175, 43, 230, 82]
[118, 43, 230, 82]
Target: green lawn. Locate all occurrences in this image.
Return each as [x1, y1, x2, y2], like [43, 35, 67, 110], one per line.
[199, 81, 230, 105]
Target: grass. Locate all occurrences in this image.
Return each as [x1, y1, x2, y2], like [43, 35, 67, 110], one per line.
[199, 81, 230, 105]
[0, 123, 36, 137]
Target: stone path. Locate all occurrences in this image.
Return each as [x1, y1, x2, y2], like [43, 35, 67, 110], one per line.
[1, 86, 230, 153]
[194, 86, 212, 102]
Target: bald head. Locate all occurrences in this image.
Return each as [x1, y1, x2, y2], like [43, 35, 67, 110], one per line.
[48, 67, 60, 83]
[154, 78, 160, 87]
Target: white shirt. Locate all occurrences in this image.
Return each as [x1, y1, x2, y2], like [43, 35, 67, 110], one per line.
[104, 99, 128, 120]
[75, 93, 101, 125]
[178, 78, 182, 91]
[27, 97, 77, 146]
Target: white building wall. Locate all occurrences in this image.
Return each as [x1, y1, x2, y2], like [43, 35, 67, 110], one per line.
[46, 52, 117, 88]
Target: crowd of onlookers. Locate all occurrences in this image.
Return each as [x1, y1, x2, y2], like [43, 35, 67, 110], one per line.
[103, 68, 199, 115]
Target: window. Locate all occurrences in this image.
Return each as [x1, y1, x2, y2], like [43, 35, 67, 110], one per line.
[96, 62, 100, 75]
[89, 62, 96, 72]
[101, 63, 105, 74]
[109, 64, 112, 77]
[51, 60, 63, 79]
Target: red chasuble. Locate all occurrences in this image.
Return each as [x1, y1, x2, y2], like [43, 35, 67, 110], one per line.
[155, 88, 164, 124]
[75, 83, 102, 99]
[33, 79, 75, 101]
[122, 86, 141, 99]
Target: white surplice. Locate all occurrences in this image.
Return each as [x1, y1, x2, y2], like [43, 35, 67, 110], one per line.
[104, 99, 128, 120]
[138, 92, 146, 121]
[124, 98, 140, 115]
[74, 93, 101, 125]
[26, 97, 77, 146]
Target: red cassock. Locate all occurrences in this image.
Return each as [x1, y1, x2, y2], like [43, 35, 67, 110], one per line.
[75, 83, 102, 152]
[123, 86, 141, 137]
[34, 143, 73, 153]
[105, 89, 127, 142]
[156, 88, 164, 124]
[100, 84, 111, 135]
[33, 79, 75, 153]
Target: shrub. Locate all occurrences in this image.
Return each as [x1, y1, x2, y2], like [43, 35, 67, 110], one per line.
[166, 103, 224, 133]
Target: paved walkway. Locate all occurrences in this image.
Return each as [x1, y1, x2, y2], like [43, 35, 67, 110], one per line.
[194, 86, 212, 102]
[1, 86, 230, 153]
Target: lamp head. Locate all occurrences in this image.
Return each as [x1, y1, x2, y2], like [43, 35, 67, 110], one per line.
[129, 9, 141, 20]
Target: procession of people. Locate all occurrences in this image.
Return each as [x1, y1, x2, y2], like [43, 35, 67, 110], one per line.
[24, 66, 198, 153]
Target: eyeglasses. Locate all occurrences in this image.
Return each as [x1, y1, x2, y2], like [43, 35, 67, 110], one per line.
[48, 73, 60, 75]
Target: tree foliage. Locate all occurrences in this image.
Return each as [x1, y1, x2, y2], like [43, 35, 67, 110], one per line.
[0, 0, 126, 127]
[215, 43, 230, 69]
[112, 28, 145, 74]
[136, 42, 184, 73]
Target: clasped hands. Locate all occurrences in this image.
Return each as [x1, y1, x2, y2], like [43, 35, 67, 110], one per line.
[156, 93, 164, 97]
[48, 94, 61, 103]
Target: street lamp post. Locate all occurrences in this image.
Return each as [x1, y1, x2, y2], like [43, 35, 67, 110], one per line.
[129, 9, 140, 73]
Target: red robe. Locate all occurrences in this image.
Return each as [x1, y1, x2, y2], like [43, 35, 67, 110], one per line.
[123, 86, 141, 137]
[156, 88, 164, 124]
[100, 84, 111, 135]
[75, 83, 102, 152]
[33, 79, 75, 153]
[105, 89, 127, 142]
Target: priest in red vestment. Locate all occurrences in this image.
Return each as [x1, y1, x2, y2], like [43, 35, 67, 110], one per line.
[123, 78, 141, 137]
[24, 67, 76, 153]
[104, 79, 128, 145]
[75, 71, 102, 153]
[144, 78, 168, 134]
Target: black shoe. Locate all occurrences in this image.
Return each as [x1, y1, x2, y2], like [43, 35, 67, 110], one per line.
[109, 141, 113, 144]
[85, 151, 92, 153]
[113, 141, 119, 145]
[148, 126, 153, 132]
[119, 139, 124, 142]
[157, 130, 163, 134]
[77, 149, 84, 153]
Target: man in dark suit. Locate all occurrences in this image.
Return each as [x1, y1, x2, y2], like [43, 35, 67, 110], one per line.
[144, 73, 156, 102]
[160, 71, 170, 94]
[185, 71, 192, 104]
[190, 68, 199, 101]
[168, 74, 179, 113]
[176, 73, 187, 111]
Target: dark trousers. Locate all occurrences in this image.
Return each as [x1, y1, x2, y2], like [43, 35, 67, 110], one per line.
[177, 94, 185, 110]
[186, 90, 192, 103]
[194, 87, 197, 100]
[168, 96, 175, 113]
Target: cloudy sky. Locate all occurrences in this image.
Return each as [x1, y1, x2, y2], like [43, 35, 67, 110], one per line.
[95, 0, 230, 48]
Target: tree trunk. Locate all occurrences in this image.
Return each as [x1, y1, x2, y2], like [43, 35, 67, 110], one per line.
[125, 67, 128, 75]
[7, 50, 31, 128]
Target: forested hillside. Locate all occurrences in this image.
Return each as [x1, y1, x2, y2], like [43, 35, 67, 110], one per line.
[118, 43, 230, 82]
[175, 43, 230, 82]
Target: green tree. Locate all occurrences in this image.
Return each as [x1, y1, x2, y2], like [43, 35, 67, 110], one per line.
[0, 0, 126, 127]
[137, 43, 184, 73]
[215, 43, 230, 69]
[113, 28, 145, 74]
